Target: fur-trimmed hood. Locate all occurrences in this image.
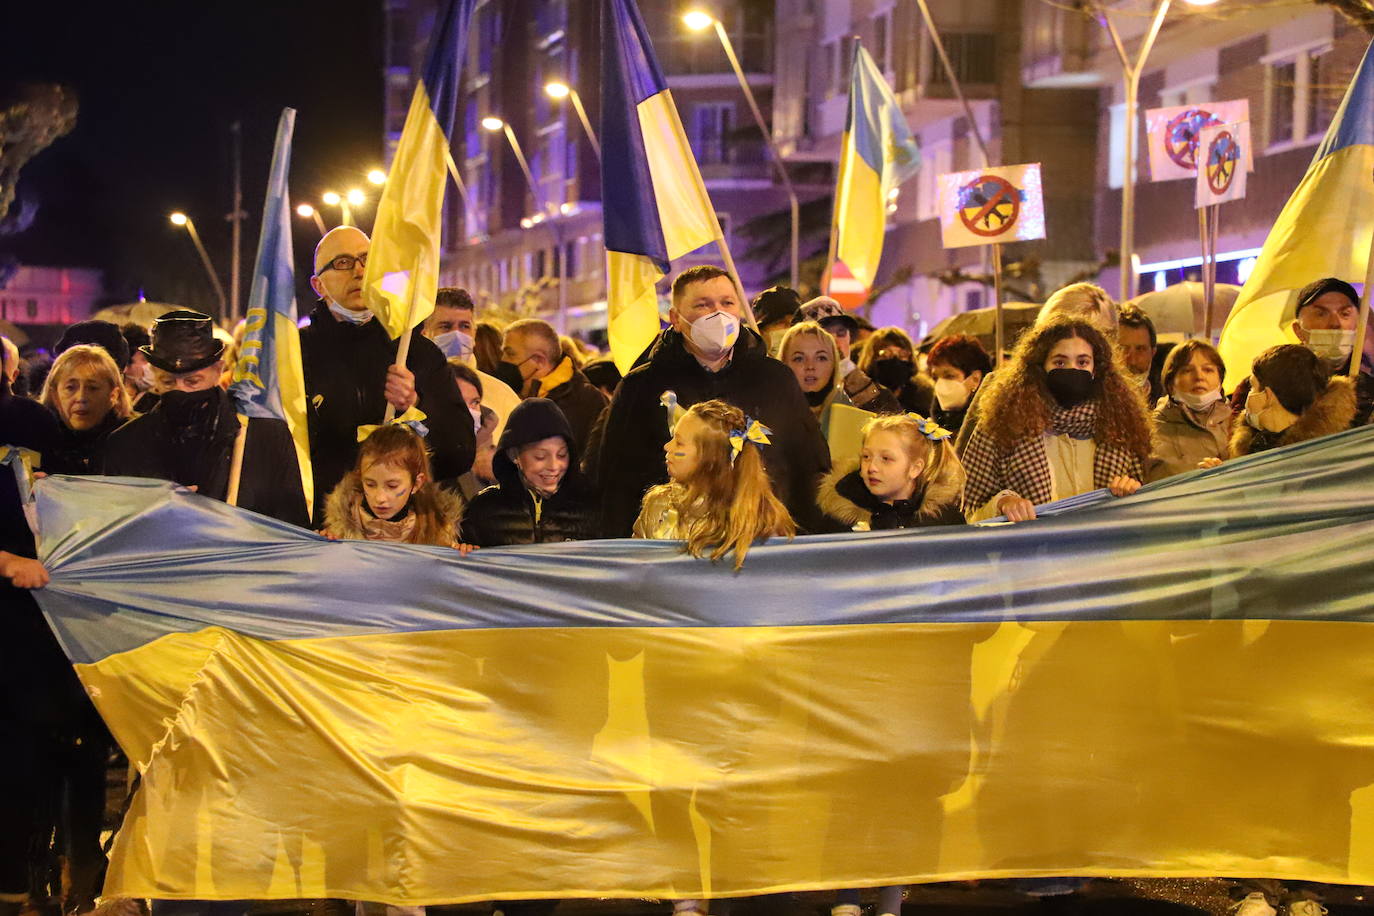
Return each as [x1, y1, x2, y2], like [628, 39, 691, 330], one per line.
[816, 456, 965, 530]
[1230, 374, 1356, 457]
[323, 471, 465, 545]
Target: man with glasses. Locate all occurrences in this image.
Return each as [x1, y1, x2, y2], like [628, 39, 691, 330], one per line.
[300, 226, 474, 519]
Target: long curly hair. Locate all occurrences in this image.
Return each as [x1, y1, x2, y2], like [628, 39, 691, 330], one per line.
[979, 319, 1152, 461]
[659, 399, 795, 570]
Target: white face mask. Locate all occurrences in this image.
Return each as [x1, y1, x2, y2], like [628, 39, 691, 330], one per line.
[1305, 328, 1356, 363]
[934, 377, 972, 411]
[328, 301, 373, 325]
[432, 329, 475, 361]
[468, 404, 483, 434]
[1175, 388, 1222, 411]
[686, 311, 740, 360]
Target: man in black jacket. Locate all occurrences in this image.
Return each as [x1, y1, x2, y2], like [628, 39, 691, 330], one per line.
[300, 227, 474, 517]
[103, 310, 310, 528]
[501, 318, 608, 450]
[590, 265, 830, 537]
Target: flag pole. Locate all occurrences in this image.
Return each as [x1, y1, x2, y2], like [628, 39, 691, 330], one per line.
[225, 414, 249, 506]
[991, 243, 1006, 370]
[382, 279, 422, 424]
[714, 238, 759, 333]
[1198, 207, 1211, 339]
[1350, 223, 1374, 378]
[1208, 203, 1220, 341]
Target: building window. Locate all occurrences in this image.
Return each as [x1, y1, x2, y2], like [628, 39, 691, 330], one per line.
[929, 33, 997, 86]
[693, 103, 734, 165]
[873, 10, 892, 76]
[1267, 46, 1327, 148]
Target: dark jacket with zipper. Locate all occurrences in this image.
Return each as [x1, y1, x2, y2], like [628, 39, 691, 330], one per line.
[459, 397, 598, 546]
[589, 326, 830, 537]
[300, 301, 475, 519]
[102, 387, 310, 528]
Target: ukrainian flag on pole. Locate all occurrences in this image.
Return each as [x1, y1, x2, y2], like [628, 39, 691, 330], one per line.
[362, 0, 475, 339]
[602, 0, 727, 373]
[229, 108, 312, 516]
[1219, 42, 1374, 380]
[829, 43, 921, 296]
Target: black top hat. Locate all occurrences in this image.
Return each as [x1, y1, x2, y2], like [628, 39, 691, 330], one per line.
[141, 309, 225, 374]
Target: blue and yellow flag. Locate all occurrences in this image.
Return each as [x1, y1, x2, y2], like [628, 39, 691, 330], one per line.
[27, 426, 1374, 903]
[229, 108, 312, 516]
[829, 43, 920, 296]
[1219, 41, 1374, 381]
[362, 0, 475, 339]
[601, 0, 726, 373]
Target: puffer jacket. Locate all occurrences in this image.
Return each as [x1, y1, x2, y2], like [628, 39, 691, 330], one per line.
[815, 456, 966, 532]
[459, 398, 598, 546]
[1230, 375, 1356, 457]
[1145, 397, 1233, 482]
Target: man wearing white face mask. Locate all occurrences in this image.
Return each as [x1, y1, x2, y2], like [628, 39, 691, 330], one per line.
[425, 287, 520, 442]
[1289, 277, 1374, 425]
[590, 265, 830, 537]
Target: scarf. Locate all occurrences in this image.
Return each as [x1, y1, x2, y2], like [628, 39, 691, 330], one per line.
[352, 497, 418, 542]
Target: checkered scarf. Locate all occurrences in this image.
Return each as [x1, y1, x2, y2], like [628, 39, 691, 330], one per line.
[962, 399, 1143, 511]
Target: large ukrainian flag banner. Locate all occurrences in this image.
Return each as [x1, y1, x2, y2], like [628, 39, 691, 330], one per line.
[1219, 42, 1374, 380]
[26, 426, 1374, 903]
[229, 108, 312, 516]
[601, 0, 726, 373]
[829, 44, 920, 296]
[362, 0, 475, 339]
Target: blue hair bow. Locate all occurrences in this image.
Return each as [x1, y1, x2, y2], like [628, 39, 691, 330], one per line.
[906, 413, 952, 442]
[728, 416, 773, 462]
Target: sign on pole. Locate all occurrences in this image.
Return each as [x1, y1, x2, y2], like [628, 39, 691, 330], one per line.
[936, 163, 1046, 249]
[1145, 100, 1252, 181]
[1195, 121, 1250, 208]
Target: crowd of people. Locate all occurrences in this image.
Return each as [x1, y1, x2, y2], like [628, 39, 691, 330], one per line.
[1, 223, 1371, 916]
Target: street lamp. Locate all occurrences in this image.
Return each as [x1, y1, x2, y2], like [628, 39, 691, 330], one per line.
[482, 116, 543, 213]
[169, 212, 228, 317]
[346, 188, 366, 207]
[683, 10, 800, 288]
[544, 80, 601, 163]
[367, 169, 387, 186]
[322, 189, 352, 227]
[296, 203, 327, 236]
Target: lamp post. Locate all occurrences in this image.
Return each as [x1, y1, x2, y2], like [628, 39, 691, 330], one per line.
[322, 190, 352, 227]
[367, 169, 387, 186]
[169, 212, 228, 318]
[544, 81, 601, 163]
[684, 10, 799, 289]
[296, 203, 327, 236]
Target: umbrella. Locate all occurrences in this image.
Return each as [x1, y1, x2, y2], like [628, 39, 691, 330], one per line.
[90, 301, 182, 329]
[920, 301, 1042, 354]
[1128, 282, 1241, 338]
[0, 320, 29, 347]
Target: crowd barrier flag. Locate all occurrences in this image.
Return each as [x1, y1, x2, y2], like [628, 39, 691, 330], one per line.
[228, 108, 312, 516]
[361, 0, 475, 340]
[1219, 42, 1374, 383]
[23, 425, 1374, 904]
[1144, 99, 1251, 181]
[826, 42, 920, 300]
[601, 0, 727, 373]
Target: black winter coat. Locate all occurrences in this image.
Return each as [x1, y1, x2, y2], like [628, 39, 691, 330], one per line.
[459, 469, 597, 547]
[300, 302, 474, 518]
[45, 410, 123, 475]
[590, 327, 830, 537]
[535, 362, 609, 452]
[102, 388, 310, 528]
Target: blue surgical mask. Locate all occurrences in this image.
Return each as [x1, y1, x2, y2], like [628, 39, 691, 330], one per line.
[432, 329, 474, 361]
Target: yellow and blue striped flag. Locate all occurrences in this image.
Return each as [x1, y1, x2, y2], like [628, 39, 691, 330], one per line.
[829, 43, 920, 296]
[362, 0, 475, 339]
[601, 0, 727, 373]
[1219, 42, 1374, 380]
[229, 108, 312, 515]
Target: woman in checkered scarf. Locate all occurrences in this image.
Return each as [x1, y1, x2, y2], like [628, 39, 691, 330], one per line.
[961, 319, 1153, 522]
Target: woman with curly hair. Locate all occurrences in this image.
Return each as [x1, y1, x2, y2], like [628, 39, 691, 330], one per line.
[962, 319, 1152, 523]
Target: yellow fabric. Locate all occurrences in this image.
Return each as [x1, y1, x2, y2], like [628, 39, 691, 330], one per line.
[1218, 144, 1374, 386]
[85, 619, 1374, 903]
[535, 356, 575, 397]
[362, 83, 447, 339]
[355, 405, 429, 443]
[833, 133, 885, 291]
[607, 250, 667, 375]
[235, 310, 313, 516]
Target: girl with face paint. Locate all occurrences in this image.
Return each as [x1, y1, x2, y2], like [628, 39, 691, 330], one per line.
[960, 319, 1153, 523]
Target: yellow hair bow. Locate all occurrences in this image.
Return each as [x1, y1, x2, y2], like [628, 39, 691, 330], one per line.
[356, 406, 430, 443]
[906, 413, 953, 442]
[728, 417, 773, 462]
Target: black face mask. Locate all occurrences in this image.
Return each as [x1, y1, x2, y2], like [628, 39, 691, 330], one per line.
[869, 357, 911, 390]
[160, 387, 221, 428]
[494, 360, 526, 394]
[1045, 368, 1095, 408]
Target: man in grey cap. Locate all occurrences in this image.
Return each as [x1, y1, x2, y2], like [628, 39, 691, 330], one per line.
[103, 309, 309, 527]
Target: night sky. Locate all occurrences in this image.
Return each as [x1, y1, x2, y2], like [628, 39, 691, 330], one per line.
[0, 0, 385, 315]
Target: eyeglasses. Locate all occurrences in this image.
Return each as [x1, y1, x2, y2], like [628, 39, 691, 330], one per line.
[318, 253, 368, 274]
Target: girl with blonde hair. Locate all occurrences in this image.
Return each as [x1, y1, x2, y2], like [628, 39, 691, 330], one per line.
[324, 424, 463, 546]
[634, 399, 795, 569]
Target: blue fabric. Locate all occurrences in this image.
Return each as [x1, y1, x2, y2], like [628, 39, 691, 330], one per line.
[419, 0, 477, 138]
[1312, 41, 1374, 163]
[229, 109, 296, 421]
[845, 43, 920, 183]
[599, 0, 671, 270]
[26, 425, 1374, 666]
